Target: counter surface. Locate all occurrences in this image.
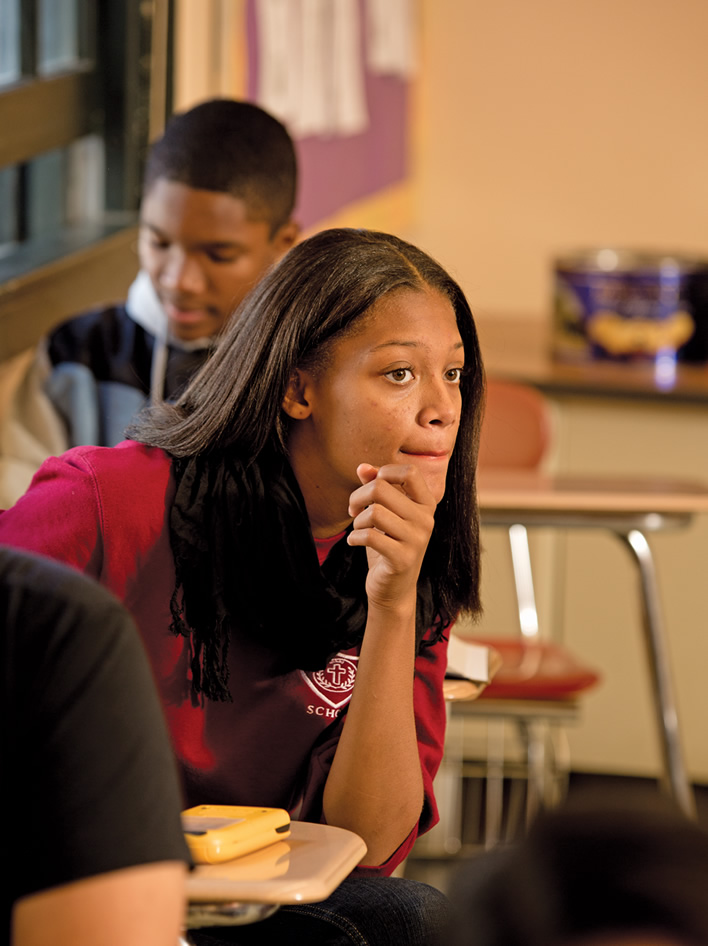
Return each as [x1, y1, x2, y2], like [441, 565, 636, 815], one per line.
[477, 315, 708, 403]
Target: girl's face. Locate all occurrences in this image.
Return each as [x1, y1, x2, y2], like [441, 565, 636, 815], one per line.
[284, 286, 464, 533]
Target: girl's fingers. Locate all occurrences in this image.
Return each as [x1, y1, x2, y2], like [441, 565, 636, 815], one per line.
[356, 462, 379, 485]
[347, 464, 437, 602]
[348, 464, 435, 519]
[347, 465, 436, 584]
[350, 500, 427, 545]
[371, 463, 436, 506]
[347, 526, 411, 564]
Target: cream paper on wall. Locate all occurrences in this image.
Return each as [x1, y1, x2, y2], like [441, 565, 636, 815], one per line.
[366, 0, 416, 78]
[255, 0, 415, 138]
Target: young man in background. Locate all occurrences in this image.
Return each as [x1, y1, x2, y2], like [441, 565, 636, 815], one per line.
[46, 99, 299, 446]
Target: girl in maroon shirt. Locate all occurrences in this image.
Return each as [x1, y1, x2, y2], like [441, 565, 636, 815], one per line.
[0, 228, 485, 946]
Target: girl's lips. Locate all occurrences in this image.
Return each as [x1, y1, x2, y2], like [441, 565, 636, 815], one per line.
[401, 450, 450, 459]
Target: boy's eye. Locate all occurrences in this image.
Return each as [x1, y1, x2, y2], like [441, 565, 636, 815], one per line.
[205, 247, 241, 263]
[385, 367, 414, 383]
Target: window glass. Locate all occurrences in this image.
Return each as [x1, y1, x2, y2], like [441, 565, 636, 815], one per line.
[0, 0, 21, 86]
[0, 0, 170, 283]
[24, 135, 104, 239]
[27, 148, 66, 238]
[0, 167, 18, 250]
[66, 135, 105, 224]
[38, 0, 80, 75]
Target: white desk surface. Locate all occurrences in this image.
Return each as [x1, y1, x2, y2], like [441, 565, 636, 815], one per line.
[478, 470, 708, 517]
[186, 821, 367, 905]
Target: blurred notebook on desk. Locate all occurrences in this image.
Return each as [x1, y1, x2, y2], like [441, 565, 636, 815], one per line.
[446, 636, 490, 685]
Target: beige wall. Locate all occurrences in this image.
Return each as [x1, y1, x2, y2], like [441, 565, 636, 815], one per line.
[554, 397, 708, 780]
[173, 0, 708, 299]
[411, 0, 708, 780]
[173, 0, 247, 111]
[410, 0, 708, 319]
[463, 396, 708, 782]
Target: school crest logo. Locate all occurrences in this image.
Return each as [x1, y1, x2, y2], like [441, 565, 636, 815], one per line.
[300, 653, 358, 710]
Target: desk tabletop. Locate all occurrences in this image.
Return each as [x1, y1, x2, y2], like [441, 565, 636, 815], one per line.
[186, 821, 366, 905]
[477, 314, 708, 404]
[477, 471, 708, 519]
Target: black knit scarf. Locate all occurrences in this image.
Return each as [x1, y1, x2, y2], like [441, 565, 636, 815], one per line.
[168, 445, 443, 702]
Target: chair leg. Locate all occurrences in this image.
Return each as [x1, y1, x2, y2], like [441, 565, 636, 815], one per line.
[523, 718, 548, 827]
[549, 721, 571, 806]
[505, 770, 526, 842]
[620, 528, 695, 817]
[509, 523, 540, 637]
[485, 717, 506, 849]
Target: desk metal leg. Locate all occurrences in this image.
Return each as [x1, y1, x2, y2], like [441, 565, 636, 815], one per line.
[524, 719, 546, 826]
[485, 718, 505, 849]
[181, 902, 280, 945]
[618, 528, 696, 817]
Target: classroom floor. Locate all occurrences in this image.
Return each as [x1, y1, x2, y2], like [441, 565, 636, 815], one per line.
[403, 772, 708, 897]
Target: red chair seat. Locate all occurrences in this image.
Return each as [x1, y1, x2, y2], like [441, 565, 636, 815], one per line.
[472, 638, 601, 701]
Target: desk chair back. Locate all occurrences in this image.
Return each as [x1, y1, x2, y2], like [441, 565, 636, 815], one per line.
[478, 379, 552, 472]
[450, 378, 599, 849]
[472, 379, 599, 693]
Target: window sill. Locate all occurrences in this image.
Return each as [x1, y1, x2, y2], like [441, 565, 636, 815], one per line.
[0, 216, 140, 362]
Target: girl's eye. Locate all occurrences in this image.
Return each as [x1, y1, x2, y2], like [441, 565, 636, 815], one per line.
[446, 367, 463, 383]
[385, 367, 414, 383]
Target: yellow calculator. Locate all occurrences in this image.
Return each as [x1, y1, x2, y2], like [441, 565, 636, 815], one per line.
[181, 804, 291, 864]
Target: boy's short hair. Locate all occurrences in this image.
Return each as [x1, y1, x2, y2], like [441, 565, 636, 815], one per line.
[144, 99, 297, 235]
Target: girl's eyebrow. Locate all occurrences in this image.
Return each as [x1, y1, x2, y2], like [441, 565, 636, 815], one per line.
[369, 339, 464, 352]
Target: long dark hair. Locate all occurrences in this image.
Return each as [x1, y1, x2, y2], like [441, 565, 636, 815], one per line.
[131, 228, 485, 624]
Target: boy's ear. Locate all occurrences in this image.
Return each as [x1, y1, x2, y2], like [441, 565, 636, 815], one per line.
[272, 219, 300, 257]
[282, 369, 312, 419]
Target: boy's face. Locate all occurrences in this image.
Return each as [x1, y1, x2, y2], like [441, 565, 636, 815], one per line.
[138, 178, 298, 342]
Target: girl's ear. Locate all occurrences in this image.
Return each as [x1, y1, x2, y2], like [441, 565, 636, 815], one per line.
[281, 370, 313, 419]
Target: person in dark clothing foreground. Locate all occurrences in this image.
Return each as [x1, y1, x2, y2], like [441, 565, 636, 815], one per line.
[2, 545, 189, 946]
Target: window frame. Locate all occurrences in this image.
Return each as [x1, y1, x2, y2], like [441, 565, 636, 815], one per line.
[0, 0, 173, 362]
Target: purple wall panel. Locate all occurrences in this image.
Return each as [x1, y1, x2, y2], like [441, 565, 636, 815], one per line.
[246, 0, 409, 229]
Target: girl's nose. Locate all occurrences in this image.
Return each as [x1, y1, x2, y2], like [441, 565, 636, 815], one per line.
[419, 378, 460, 427]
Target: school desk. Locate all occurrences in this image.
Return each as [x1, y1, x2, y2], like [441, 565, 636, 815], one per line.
[477, 469, 708, 817]
[182, 821, 366, 934]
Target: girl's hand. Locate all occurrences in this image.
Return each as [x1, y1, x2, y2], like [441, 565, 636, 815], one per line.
[346, 462, 436, 613]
